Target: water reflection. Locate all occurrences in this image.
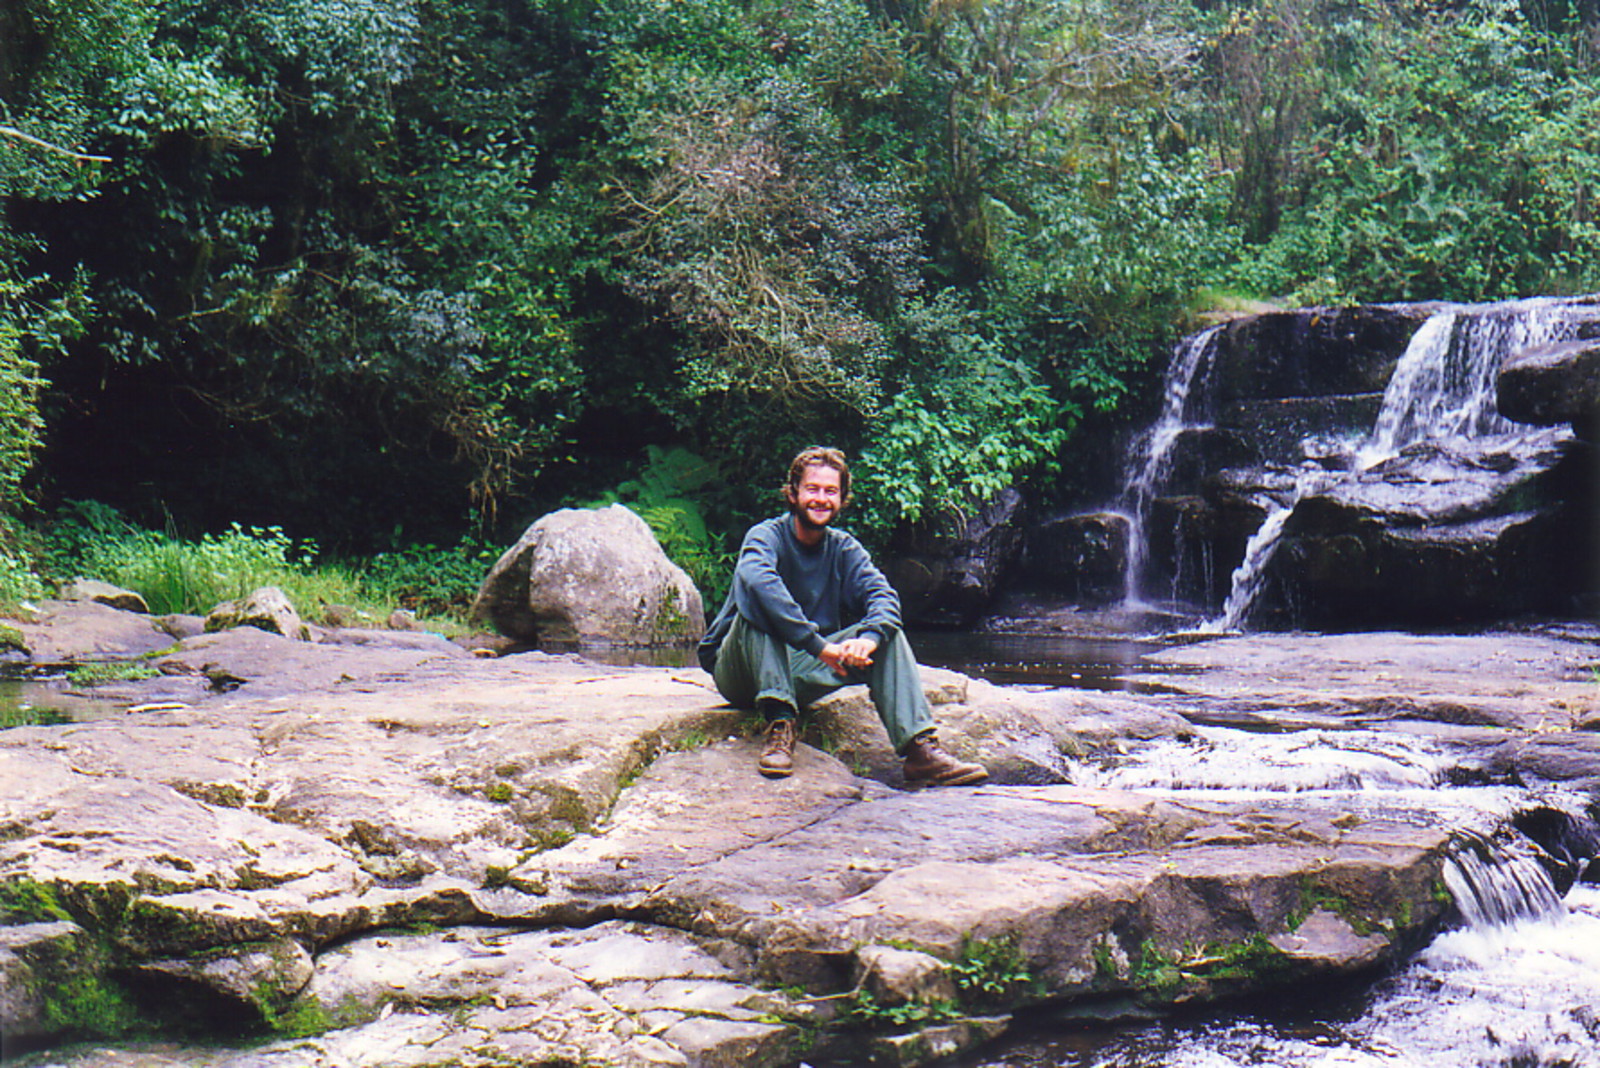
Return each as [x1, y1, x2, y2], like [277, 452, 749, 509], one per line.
[539, 629, 1192, 693]
[0, 664, 134, 726]
[908, 632, 1171, 691]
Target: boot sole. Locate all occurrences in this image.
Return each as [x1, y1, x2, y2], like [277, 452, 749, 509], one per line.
[759, 763, 794, 779]
[905, 769, 988, 788]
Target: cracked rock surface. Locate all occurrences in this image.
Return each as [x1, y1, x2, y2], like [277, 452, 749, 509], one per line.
[2, 606, 1596, 1066]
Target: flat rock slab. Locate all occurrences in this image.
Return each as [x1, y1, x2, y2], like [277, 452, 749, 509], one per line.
[10, 600, 177, 662]
[513, 744, 1449, 1001]
[1142, 631, 1599, 731]
[5, 619, 1594, 1067]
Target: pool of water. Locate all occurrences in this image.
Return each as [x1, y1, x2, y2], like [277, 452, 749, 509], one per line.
[908, 631, 1195, 691]
[0, 664, 131, 726]
[542, 629, 1197, 692]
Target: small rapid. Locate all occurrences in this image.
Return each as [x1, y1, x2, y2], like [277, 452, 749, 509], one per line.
[942, 638, 1600, 1068]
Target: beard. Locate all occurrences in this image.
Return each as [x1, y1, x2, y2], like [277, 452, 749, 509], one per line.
[793, 501, 837, 532]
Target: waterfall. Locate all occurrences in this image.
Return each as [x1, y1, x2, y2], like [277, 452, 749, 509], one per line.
[1443, 833, 1566, 929]
[1121, 326, 1222, 605]
[1360, 298, 1571, 466]
[1195, 298, 1580, 631]
[1198, 504, 1293, 634]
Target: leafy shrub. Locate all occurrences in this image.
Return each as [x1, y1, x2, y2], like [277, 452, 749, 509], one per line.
[0, 519, 45, 616]
[0, 298, 44, 513]
[589, 445, 736, 608]
[854, 299, 1070, 540]
[44, 501, 352, 617]
[358, 539, 501, 620]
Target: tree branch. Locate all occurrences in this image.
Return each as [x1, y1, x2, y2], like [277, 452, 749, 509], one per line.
[0, 125, 112, 163]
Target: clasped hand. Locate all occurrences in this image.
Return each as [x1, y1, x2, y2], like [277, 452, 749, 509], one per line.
[819, 637, 877, 677]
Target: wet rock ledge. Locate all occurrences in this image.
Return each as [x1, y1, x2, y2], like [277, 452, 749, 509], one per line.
[4, 602, 1596, 1066]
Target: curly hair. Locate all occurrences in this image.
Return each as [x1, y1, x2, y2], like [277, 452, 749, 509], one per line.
[782, 445, 851, 510]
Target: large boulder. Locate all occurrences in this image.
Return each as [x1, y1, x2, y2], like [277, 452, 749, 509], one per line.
[1022, 512, 1130, 605]
[473, 504, 705, 646]
[1498, 336, 1600, 437]
[886, 489, 1026, 628]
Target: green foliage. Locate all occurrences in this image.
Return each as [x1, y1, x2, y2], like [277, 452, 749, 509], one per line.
[0, 532, 46, 617]
[358, 538, 500, 621]
[0, 291, 45, 511]
[667, 727, 714, 752]
[591, 446, 736, 606]
[67, 661, 161, 686]
[850, 990, 963, 1028]
[0, 878, 74, 924]
[855, 300, 1070, 537]
[8, 0, 1600, 557]
[42, 971, 141, 1039]
[0, 701, 72, 729]
[42, 501, 376, 618]
[0, 622, 26, 652]
[950, 934, 1041, 1006]
[990, 138, 1242, 404]
[260, 995, 333, 1039]
[1132, 934, 1292, 998]
[1226, 0, 1600, 301]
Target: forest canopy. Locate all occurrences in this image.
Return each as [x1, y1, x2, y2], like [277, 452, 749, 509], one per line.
[3, 0, 1599, 568]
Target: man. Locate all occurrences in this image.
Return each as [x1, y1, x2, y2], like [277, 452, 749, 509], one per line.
[697, 446, 989, 786]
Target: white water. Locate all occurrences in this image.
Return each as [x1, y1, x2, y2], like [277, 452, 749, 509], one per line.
[1193, 299, 1583, 631]
[1199, 504, 1292, 633]
[1121, 327, 1223, 605]
[1360, 298, 1570, 467]
[1069, 887, 1600, 1068]
[977, 711, 1600, 1068]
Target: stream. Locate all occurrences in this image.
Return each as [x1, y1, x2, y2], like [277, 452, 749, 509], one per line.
[919, 631, 1600, 1068]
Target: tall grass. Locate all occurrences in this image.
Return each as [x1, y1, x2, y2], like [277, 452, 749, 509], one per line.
[47, 503, 364, 617]
[41, 501, 486, 624]
[0, 514, 45, 615]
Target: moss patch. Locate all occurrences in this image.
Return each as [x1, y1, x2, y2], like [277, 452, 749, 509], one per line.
[66, 661, 161, 686]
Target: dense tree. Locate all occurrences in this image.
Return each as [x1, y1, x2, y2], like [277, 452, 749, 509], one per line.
[2, 0, 1598, 568]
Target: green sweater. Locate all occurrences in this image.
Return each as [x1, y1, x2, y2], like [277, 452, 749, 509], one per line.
[697, 515, 902, 672]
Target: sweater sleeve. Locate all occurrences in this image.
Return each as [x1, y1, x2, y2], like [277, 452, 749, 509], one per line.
[839, 535, 902, 648]
[731, 521, 830, 657]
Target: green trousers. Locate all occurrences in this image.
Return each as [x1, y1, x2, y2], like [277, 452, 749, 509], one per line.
[710, 616, 935, 754]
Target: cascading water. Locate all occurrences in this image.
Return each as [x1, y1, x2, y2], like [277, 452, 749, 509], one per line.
[1120, 326, 1222, 606]
[970, 702, 1600, 1068]
[1192, 298, 1581, 631]
[1361, 298, 1570, 466]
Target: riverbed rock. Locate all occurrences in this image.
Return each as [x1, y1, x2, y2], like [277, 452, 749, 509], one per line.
[1208, 304, 1432, 404]
[205, 586, 308, 641]
[1498, 336, 1600, 433]
[1022, 512, 1130, 605]
[0, 921, 96, 1043]
[472, 504, 705, 647]
[886, 488, 1027, 628]
[58, 579, 150, 614]
[5, 616, 1596, 1068]
[10, 599, 176, 662]
[803, 668, 1193, 785]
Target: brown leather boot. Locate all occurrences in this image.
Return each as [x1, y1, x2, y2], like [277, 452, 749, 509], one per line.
[758, 718, 797, 778]
[902, 732, 988, 787]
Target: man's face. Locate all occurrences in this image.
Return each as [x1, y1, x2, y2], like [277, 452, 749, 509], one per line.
[792, 463, 843, 532]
